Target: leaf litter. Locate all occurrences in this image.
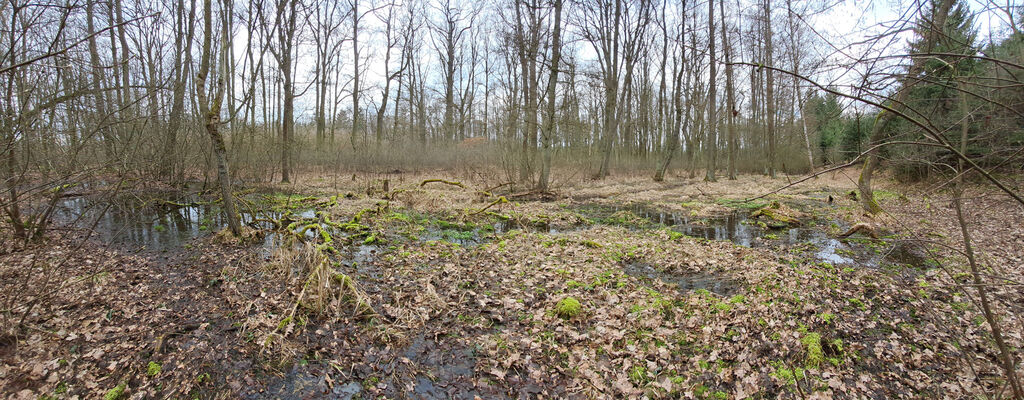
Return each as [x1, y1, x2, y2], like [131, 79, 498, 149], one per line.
[2, 170, 1021, 399]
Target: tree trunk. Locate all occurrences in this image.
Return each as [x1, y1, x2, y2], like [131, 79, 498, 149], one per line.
[721, 0, 737, 179]
[704, 0, 718, 182]
[197, 0, 241, 236]
[537, 0, 562, 192]
[351, 0, 361, 151]
[764, 0, 776, 178]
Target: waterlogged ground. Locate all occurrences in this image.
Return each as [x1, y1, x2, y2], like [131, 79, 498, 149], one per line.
[2, 170, 1021, 399]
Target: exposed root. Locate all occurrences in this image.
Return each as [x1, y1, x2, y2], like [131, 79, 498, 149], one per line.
[838, 222, 880, 239]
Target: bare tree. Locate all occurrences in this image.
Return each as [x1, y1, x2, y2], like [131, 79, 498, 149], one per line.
[577, 0, 651, 179]
[374, 0, 406, 148]
[197, 0, 242, 235]
[763, 0, 776, 178]
[265, 0, 300, 183]
[721, 0, 737, 179]
[704, 0, 717, 181]
[430, 0, 475, 142]
[311, 0, 344, 146]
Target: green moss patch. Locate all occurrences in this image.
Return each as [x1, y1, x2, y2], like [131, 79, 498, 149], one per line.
[555, 297, 582, 319]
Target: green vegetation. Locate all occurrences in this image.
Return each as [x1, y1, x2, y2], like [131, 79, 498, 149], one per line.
[715, 198, 769, 210]
[801, 332, 824, 368]
[628, 365, 648, 384]
[362, 376, 380, 389]
[147, 361, 162, 377]
[770, 360, 807, 385]
[103, 383, 127, 400]
[555, 297, 582, 319]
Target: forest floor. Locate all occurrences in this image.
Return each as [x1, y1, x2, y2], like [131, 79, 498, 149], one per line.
[2, 168, 1023, 399]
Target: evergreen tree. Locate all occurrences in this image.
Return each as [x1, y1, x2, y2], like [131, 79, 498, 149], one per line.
[890, 0, 979, 181]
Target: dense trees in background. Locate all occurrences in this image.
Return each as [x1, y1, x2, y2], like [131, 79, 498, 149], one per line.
[1, 0, 1023, 224]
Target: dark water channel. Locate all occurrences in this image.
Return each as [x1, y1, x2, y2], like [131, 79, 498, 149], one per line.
[623, 261, 742, 297]
[574, 202, 877, 267]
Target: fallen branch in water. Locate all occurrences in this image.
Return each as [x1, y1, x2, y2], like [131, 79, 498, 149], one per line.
[470, 196, 508, 215]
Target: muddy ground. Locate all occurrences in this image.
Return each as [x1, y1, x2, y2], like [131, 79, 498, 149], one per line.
[2, 168, 1022, 399]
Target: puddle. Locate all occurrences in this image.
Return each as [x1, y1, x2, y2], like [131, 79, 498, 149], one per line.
[419, 226, 489, 247]
[53, 196, 314, 251]
[342, 244, 384, 282]
[623, 261, 741, 297]
[401, 334, 478, 399]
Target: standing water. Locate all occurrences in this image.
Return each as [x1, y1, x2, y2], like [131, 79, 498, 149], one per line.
[53, 196, 314, 250]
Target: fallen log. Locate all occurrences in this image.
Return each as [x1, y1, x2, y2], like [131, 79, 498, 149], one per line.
[420, 179, 466, 189]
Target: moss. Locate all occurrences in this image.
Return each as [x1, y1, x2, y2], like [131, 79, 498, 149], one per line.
[801, 332, 824, 368]
[716, 198, 769, 210]
[440, 229, 475, 242]
[277, 317, 293, 331]
[566, 280, 589, 290]
[147, 361, 162, 377]
[362, 376, 380, 389]
[770, 360, 806, 385]
[592, 271, 618, 288]
[389, 212, 413, 223]
[103, 383, 127, 400]
[555, 297, 582, 319]
[351, 208, 373, 223]
[579, 239, 603, 249]
[316, 244, 338, 254]
[751, 204, 802, 227]
[318, 227, 333, 243]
